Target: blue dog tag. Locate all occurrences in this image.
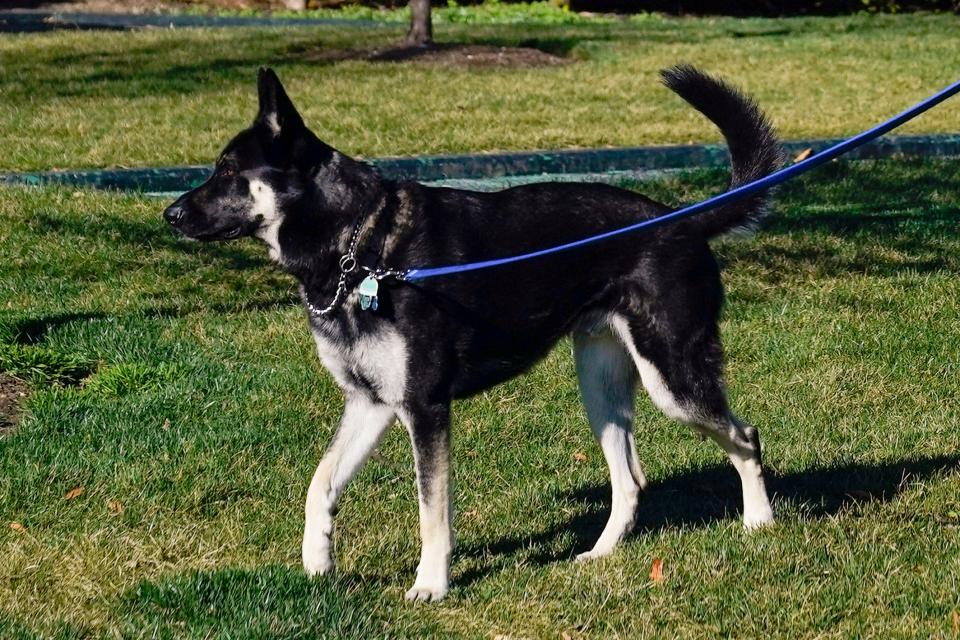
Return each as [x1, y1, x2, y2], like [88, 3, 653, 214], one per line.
[358, 275, 379, 311]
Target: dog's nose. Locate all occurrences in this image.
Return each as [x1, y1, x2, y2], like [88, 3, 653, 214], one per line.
[164, 204, 185, 225]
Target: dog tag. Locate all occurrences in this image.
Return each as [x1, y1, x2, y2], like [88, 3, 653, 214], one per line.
[358, 275, 379, 311]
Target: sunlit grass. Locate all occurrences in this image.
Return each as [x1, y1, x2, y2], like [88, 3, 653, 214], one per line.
[1, 158, 959, 637]
[1, 14, 958, 172]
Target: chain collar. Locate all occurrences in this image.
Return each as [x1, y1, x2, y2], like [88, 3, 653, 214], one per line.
[301, 210, 407, 319]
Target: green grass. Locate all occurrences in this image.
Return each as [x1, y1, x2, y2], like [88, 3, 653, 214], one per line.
[182, 0, 613, 25]
[1, 14, 959, 171]
[1, 158, 959, 637]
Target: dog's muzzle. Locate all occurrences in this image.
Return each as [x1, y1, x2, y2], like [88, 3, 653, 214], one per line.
[164, 204, 186, 225]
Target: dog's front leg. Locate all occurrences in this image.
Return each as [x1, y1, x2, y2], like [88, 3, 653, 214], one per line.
[302, 393, 395, 576]
[401, 403, 453, 602]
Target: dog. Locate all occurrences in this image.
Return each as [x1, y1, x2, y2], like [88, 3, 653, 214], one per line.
[164, 64, 780, 601]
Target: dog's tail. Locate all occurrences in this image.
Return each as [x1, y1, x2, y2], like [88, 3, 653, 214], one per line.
[661, 64, 782, 238]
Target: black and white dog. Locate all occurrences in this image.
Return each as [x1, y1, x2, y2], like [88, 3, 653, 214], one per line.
[164, 65, 780, 601]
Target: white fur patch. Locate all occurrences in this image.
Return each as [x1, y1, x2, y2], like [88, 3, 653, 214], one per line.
[249, 178, 283, 261]
[264, 112, 281, 136]
[609, 314, 690, 423]
[311, 324, 409, 406]
[573, 330, 644, 560]
[302, 396, 396, 576]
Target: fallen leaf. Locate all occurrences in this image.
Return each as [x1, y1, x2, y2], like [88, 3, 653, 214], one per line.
[952, 610, 959, 632]
[793, 147, 813, 162]
[650, 557, 664, 583]
[162, 418, 171, 430]
[573, 452, 588, 462]
[561, 632, 572, 640]
[64, 487, 85, 501]
[463, 510, 479, 519]
[9, 522, 26, 533]
[108, 500, 124, 514]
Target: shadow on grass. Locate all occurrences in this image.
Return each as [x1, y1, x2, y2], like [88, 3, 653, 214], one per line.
[456, 453, 960, 585]
[5, 294, 300, 347]
[26, 210, 274, 269]
[716, 159, 960, 277]
[15, 36, 286, 100]
[18, 29, 591, 101]
[735, 209, 960, 277]
[116, 565, 446, 639]
[93, 453, 959, 633]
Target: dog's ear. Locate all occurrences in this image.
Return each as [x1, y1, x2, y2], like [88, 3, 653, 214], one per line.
[256, 67, 305, 136]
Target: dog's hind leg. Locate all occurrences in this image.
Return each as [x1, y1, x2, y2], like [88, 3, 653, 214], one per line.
[610, 314, 774, 529]
[573, 328, 647, 561]
[399, 403, 454, 602]
[302, 393, 395, 577]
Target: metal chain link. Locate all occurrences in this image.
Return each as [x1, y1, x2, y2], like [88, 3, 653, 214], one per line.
[302, 215, 408, 319]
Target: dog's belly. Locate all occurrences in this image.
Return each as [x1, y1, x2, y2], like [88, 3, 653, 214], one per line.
[449, 357, 537, 398]
[447, 334, 559, 398]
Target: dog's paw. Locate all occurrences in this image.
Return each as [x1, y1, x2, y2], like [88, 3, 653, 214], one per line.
[742, 512, 774, 531]
[404, 582, 448, 602]
[574, 548, 610, 562]
[742, 499, 774, 531]
[302, 549, 334, 577]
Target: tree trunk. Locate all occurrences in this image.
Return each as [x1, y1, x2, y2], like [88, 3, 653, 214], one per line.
[282, 0, 307, 9]
[406, 0, 432, 47]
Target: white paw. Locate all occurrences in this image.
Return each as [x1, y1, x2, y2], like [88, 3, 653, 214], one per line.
[302, 547, 334, 577]
[575, 547, 612, 563]
[743, 509, 774, 531]
[404, 582, 448, 602]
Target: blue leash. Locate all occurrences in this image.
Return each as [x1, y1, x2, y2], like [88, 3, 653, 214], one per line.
[403, 78, 960, 283]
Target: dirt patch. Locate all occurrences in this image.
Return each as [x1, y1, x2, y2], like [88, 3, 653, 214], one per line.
[301, 43, 572, 68]
[0, 374, 29, 436]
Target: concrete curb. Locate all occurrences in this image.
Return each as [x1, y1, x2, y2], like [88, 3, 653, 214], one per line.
[1, 134, 958, 193]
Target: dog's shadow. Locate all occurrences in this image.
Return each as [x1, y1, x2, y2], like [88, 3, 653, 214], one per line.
[455, 453, 960, 586]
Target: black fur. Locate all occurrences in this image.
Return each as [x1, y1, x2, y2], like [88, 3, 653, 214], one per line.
[164, 65, 781, 597]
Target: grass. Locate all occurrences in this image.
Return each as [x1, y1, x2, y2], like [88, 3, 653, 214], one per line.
[1, 158, 959, 637]
[1, 14, 959, 171]
[180, 0, 614, 25]
[1, 10, 959, 637]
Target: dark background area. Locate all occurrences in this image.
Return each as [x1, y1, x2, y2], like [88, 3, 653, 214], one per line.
[566, 0, 958, 14]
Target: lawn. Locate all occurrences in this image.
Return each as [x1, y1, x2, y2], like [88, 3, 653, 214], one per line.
[2, 8, 960, 639]
[2, 158, 959, 638]
[0, 13, 959, 171]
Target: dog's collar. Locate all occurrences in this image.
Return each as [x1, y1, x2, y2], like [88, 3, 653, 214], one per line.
[301, 201, 407, 319]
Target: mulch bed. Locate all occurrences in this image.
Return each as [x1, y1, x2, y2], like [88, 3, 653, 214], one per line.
[301, 43, 572, 68]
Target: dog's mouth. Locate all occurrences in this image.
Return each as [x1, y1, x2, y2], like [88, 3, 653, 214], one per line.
[176, 224, 245, 242]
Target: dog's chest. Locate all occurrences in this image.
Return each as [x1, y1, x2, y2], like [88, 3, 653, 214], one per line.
[310, 321, 408, 405]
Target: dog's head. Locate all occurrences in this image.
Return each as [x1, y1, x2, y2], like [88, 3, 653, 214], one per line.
[163, 68, 343, 245]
